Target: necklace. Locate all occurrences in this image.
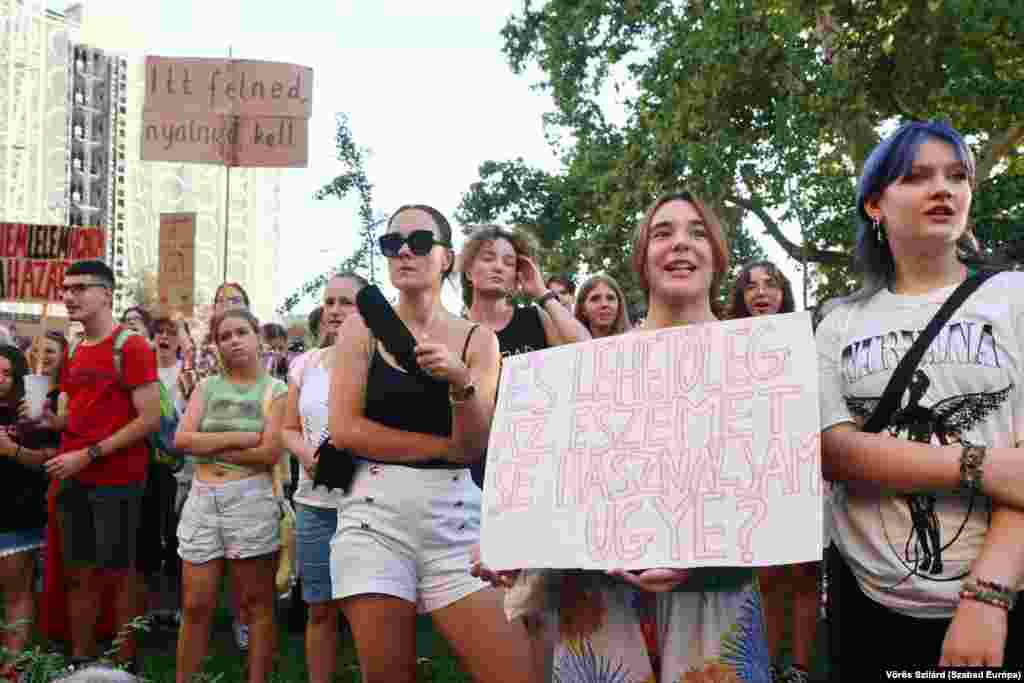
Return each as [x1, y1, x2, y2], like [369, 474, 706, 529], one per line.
[404, 306, 443, 341]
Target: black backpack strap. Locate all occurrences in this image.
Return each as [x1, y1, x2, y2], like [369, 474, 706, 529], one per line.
[863, 271, 997, 434]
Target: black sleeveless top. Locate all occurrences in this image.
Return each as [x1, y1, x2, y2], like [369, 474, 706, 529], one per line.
[496, 306, 549, 358]
[471, 307, 552, 486]
[0, 394, 52, 533]
[362, 325, 478, 469]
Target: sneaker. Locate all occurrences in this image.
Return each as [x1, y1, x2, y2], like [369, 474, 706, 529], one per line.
[233, 619, 250, 651]
[782, 665, 810, 683]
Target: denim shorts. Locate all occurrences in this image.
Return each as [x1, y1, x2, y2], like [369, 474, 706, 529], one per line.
[295, 503, 337, 604]
[177, 474, 280, 565]
[0, 527, 45, 558]
[56, 479, 144, 570]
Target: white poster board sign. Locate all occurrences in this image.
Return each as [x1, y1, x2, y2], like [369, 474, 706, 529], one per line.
[481, 312, 823, 570]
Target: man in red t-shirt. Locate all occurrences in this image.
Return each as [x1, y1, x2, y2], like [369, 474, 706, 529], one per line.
[42, 260, 160, 672]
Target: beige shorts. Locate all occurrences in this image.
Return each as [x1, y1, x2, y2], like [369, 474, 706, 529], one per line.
[177, 474, 280, 565]
[330, 461, 484, 614]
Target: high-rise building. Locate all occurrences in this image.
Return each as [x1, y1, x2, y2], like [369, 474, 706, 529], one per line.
[67, 42, 129, 307]
[0, 0, 76, 228]
[0, 2, 284, 323]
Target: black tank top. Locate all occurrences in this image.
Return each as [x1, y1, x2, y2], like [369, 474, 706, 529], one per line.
[496, 306, 549, 358]
[470, 307, 551, 486]
[362, 325, 479, 469]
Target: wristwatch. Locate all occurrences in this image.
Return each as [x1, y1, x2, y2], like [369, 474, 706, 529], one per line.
[536, 290, 560, 308]
[87, 444, 103, 463]
[450, 382, 477, 405]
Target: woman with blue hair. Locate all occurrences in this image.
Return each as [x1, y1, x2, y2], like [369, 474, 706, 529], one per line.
[817, 120, 1024, 672]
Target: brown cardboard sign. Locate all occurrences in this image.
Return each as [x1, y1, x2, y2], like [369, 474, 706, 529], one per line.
[158, 212, 196, 317]
[142, 56, 312, 168]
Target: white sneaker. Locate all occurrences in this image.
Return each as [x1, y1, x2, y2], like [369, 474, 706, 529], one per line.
[233, 619, 250, 651]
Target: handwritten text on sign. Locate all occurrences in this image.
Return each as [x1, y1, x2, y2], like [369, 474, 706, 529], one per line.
[158, 213, 196, 317]
[142, 56, 312, 168]
[0, 224, 105, 303]
[481, 313, 822, 570]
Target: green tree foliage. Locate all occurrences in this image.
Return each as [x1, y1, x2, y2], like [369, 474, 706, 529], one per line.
[460, 0, 1024, 307]
[277, 113, 383, 315]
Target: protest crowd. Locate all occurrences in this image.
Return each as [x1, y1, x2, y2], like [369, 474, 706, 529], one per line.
[0, 119, 1022, 683]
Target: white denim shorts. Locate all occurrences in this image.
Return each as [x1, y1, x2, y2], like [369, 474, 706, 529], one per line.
[330, 461, 484, 614]
[177, 474, 280, 565]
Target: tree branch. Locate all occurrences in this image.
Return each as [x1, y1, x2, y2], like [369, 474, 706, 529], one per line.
[976, 126, 1024, 182]
[726, 194, 849, 266]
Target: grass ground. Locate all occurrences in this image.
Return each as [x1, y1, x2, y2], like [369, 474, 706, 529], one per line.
[15, 584, 828, 681]
[136, 605, 471, 683]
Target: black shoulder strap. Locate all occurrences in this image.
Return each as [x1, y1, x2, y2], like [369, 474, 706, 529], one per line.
[461, 324, 480, 362]
[863, 271, 997, 434]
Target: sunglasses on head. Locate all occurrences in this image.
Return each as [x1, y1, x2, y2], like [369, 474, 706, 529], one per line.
[378, 230, 450, 258]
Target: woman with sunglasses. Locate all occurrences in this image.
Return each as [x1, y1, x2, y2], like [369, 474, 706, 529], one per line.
[819, 120, 1024, 672]
[328, 204, 533, 683]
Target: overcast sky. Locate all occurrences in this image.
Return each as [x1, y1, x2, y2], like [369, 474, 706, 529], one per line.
[69, 0, 802, 315]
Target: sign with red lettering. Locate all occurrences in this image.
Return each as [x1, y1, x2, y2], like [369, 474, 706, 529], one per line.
[141, 56, 312, 168]
[480, 312, 822, 570]
[0, 223, 106, 303]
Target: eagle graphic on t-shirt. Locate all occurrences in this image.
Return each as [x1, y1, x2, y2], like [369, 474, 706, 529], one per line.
[845, 371, 1012, 579]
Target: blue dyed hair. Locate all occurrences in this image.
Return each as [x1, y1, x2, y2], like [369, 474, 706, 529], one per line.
[850, 119, 979, 297]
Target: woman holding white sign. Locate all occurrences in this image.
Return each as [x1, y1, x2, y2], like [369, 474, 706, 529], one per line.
[489, 192, 772, 682]
[327, 205, 533, 683]
[817, 119, 1024, 673]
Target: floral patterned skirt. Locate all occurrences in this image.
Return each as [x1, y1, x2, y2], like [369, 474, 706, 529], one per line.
[548, 576, 771, 683]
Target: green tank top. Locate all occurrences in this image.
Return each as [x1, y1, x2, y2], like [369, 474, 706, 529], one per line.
[191, 374, 287, 472]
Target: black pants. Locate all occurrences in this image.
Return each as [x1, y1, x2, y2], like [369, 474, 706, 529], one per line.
[136, 464, 178, 576]
[829, 545, 1024, 680]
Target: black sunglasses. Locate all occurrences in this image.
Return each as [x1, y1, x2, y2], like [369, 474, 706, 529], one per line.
[378, 230, 450, 258]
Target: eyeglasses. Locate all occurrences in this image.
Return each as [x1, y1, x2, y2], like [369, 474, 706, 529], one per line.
[216, 295, 246, 307]
[378, 230, 450, 258]
[59, 283, 109, 297]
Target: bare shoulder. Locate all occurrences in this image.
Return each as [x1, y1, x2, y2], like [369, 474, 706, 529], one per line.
[337, 313, 371, 348]
[441, 313, 497, 355]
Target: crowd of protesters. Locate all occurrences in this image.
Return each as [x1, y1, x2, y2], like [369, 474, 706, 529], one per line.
[0, 119, 1019, 682]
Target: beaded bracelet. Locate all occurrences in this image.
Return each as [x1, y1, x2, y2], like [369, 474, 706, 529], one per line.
[960, 577, 1017, 611]
[959, 443, 987, 492]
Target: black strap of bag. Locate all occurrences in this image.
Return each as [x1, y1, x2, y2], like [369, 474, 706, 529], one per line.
[862, 270, 996, 433]
[828, 270, 996, 683]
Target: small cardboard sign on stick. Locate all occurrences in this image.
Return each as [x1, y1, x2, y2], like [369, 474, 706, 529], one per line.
[480, 312, 823, 571]
[158, 213, 196, 318]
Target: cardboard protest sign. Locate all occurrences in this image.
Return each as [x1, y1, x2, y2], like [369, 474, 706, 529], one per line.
[0, 223, 105, 303]
[480, 312, 822, 571]
[142, 56, 312, 168]
[158, 213, 196, 317]
[141, 112, 308, 168]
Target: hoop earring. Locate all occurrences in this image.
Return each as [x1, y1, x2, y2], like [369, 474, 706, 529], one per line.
[873, 216, 886, 243]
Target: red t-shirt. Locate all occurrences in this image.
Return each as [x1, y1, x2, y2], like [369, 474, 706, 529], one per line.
[59, 325, 158, 486]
